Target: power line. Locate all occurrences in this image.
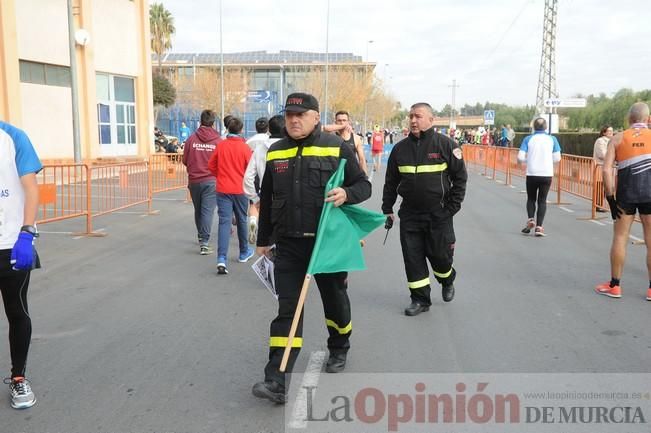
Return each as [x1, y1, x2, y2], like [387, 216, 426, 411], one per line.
[483, 0, 534, 63]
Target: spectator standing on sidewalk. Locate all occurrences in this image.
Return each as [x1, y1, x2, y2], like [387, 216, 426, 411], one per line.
[593, 125, 614, 213]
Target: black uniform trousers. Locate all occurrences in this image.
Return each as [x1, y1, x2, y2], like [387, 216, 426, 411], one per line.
[399, 214, 456, 306]
[265, 237, 351, 387]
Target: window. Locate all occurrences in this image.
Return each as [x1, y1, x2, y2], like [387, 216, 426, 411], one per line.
[19, 60, 70, 87]
[96, 73, 137, 154]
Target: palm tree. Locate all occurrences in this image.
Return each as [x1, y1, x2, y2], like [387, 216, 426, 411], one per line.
[150, 3, 175, 73]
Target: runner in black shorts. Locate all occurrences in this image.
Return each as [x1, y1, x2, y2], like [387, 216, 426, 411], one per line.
[596, 102, 651, 300]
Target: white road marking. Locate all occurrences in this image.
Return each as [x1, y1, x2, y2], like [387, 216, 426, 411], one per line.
[73, 227, 106, 240]
[289, 350, 326, 429]
[509, 185, 516, 189]
[152, 198, 188, 201]
[559, 206, 574, 213]
[590, 220, 606, 226]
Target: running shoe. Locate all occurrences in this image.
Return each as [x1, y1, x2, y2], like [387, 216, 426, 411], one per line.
[534, 226, 546, 237]
[248, 216, 258, 245]
[217, 257, 228, 275]
[521, 218, 535, 234]
[5, 377, 36, 409]
[200, 245, 214, 255]
[238, 249, 254, 263]
[595, 282, 621, 298]
[646, 288, 651, 301]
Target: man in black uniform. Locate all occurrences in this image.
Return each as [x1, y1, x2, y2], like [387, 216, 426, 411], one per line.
[382, 103, 467, 316]
[252, 93, 371, 404]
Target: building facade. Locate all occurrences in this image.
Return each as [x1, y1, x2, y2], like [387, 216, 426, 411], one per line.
[0, 0, 153, 160]
[157, 51, 374, 137]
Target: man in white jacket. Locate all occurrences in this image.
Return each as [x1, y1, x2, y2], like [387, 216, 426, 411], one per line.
[243, 115, 285, 244]
[246, 117, 269, 151]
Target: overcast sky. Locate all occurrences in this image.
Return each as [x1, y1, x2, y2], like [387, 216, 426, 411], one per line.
[154, 0, 650, 110]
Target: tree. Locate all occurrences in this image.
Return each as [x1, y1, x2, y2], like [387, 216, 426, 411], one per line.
[152, 74, 176, 121]
[175, 67, 250, 116]
[150, 3, 175, 73]
[564, 88, 651, 130]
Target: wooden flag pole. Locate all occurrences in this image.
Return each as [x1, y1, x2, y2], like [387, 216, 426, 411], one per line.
[279, 274, 312, 372]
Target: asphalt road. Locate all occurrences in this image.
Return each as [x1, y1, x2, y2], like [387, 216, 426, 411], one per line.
[1, 166, 649, 433]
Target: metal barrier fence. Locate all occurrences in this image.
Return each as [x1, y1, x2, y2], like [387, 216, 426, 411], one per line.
[37, 164, 91, 233]
[150, 153, 188, 194]
[36, 146, 615, 233]
[463, 145, 611, 218]
[36, 155, 188, 234]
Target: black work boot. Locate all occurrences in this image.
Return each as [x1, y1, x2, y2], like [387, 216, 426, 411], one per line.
[442, 283, 455, 302]
[252, 380, 286, 404]
[325, 352, 347, 373]
[404, 301, 430, 316]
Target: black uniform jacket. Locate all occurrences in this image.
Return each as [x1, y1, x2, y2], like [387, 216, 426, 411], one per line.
[257, 124, 371, 245]
[382, 127, 467, 218]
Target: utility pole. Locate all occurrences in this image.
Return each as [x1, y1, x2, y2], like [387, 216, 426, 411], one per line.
[448, 79, 460, 130]
[535, 0, 558, 128]
[66, 0, 81, 162]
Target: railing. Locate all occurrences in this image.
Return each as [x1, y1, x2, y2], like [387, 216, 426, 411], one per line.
[36, 155, 188, 234]
[150, 153, 187, 194]
[36, 146, 618, 234]
[90, 162, 150, 217]
[37, 164, 91, 233]
[463, 144, 611, 218]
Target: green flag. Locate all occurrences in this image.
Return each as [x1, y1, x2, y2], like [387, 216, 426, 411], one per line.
[307, 159, 386, 275]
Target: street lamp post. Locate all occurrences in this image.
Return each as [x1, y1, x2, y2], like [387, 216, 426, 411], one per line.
[324, 0, 330, 124]
[363, 40, 373, 135]
[448, 79, 459, 129]
[219, 0, 224, 129]
[382, 63, 389, 129]
[66, 0, 81, 162]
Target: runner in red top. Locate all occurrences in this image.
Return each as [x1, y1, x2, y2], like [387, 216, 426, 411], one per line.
[371, 125, 384, 173]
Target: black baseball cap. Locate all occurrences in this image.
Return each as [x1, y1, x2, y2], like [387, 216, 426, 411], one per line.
[284, 92, 319, 113]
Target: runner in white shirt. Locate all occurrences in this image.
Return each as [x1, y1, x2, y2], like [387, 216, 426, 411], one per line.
[0, 120, 42, 409]
[243, 115, 285, 244]
[517, 117, 561, 237]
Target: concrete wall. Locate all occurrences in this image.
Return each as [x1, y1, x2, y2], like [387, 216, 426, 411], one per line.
[16, 0, 70, 67]
[92, 0, 138, 76]
[20, 83, 74, 159]
[6, 0, 153, 159]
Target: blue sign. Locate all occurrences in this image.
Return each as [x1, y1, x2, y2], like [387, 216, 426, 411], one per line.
[484, 110, 495, 125]
[247, 90, 272, 103]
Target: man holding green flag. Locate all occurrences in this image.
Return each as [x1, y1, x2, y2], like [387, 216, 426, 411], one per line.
[252, 93, 378, 404]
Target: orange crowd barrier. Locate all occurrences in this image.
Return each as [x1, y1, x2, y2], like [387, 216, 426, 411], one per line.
[462, 144, 614, 219]
[36, 144, 622, 235]
[37, 164, 92, 233]
[150, 153, 188, 194]
[557, 155, 594, 202]
[90, 161, 150, 218]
